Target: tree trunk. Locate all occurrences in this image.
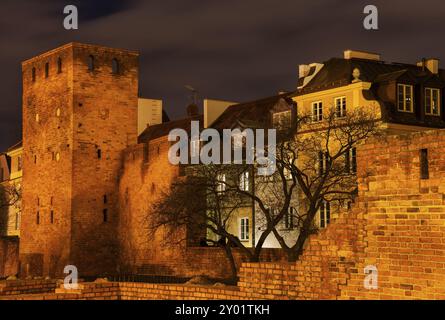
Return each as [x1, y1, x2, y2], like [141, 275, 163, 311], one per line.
[222, 243, 238, 284]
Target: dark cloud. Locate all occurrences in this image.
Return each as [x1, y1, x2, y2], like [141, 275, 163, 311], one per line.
[2, 0, 445, 150]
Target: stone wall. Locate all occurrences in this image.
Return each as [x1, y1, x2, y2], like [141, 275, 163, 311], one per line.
[0, 237, 19, 278]
[117, 137, 286, 279]
[237, 129, 445, 300]
[21, 43, 139, 278]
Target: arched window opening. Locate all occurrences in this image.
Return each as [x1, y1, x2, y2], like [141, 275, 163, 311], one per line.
[112, 58, 119, 74]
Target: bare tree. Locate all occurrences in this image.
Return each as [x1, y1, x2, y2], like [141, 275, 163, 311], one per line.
[0, 182, 21, 235]
[268, 107, 380, 261]
[201, 107, 380, 262]
[150, 164, 265, 282]
[150, 107, 380, 282]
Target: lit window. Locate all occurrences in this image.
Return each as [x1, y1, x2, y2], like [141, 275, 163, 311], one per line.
[285, 207, 295, 229]
[240, 217, 249, 241]
[344, 147, 357, 174]
[312, 101, 323, 122]
[17, 156, 22, 171]
[216, 173, 226, 192]
[397, 84, 414, 112]
[425, 88, 440, 116]
[319, 201, 330, 228]
[283, 167, 292, 180]
[240, 171, 249, 191]
[335, 97, 346, 118]
[318, 152, 329, 176]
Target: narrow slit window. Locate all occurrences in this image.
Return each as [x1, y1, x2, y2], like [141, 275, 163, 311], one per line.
[15, 212, 20, 230]
[103, 209, 108, 223]
[36, 211, 40, 225]
[32, 67, 36, 82]
[112, 58, 119, 74]
[45, 62, 49, 78]
[420, 149, 429, 180]
[50, 211, 54, 224]
[97, 149, 102, 159]
[57, 58, 62, 73]
[103, 195, 107, 204]
[88, 55, 95, 71]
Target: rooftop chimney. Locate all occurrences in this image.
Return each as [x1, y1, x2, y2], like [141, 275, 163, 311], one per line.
[417, 58, 439, 74]
[344, 50, 380, 61]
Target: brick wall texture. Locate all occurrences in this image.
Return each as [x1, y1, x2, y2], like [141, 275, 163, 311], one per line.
[117, 137, 286, 279]
[238, 129, 445, 300]
[20, 43, 138, 278]
[0, 237, 18, 278]
[12, 42, 445, 299]
[4, 129, 445, 300]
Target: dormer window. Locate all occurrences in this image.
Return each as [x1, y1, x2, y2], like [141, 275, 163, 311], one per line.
[425, 88, 440, 116]
[397, 84, 414, 112]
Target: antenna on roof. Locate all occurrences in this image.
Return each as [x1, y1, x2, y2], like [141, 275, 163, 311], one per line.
[184, 85, 198, 105]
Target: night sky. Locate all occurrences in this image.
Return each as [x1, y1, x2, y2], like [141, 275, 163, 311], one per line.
[1, 0, 445, 151]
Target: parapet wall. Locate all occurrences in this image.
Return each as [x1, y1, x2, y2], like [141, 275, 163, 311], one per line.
[238, 129, 445, 299]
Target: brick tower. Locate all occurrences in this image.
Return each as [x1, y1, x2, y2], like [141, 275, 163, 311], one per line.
[20, 43, 139, 278]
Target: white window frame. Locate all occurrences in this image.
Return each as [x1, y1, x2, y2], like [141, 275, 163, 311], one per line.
[239, 217, 249, 241]
[312, 101, 323, 122]
[216, 173, 226, 193]
[397, 84, 414, 112]
[319, 201, 331, 229]
[283, 167, 292, 180]
[334, 97, 346, 118]
[239, 171, 249, 191]
[425, 87, 441, 116]
[318, 152, 329, 175]
[344, 147, 357, 174]
[285, 207, 295, 230]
